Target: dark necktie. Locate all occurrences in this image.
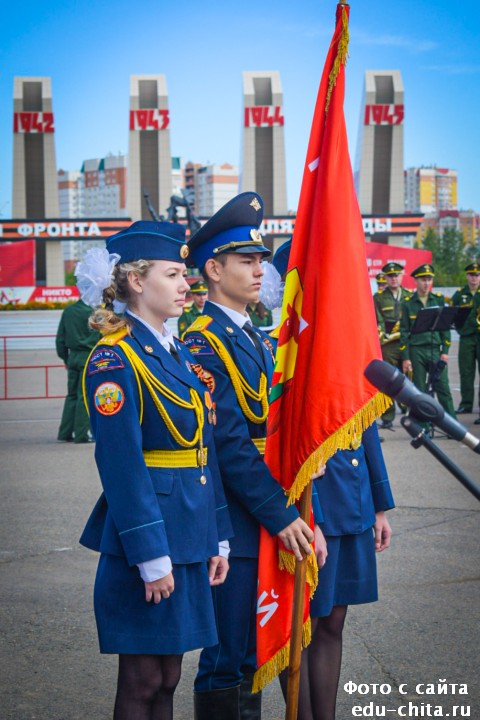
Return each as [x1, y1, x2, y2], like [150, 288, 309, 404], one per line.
[243, 323, 265, 362]
[169, 343, 181, 364]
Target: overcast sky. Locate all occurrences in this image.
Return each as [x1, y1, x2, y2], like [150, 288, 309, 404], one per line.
[1, 0, 479, 217]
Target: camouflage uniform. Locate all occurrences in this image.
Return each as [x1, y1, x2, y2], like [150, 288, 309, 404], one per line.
[374, 285, 411, 424]
[246, 301, 273, 328]
[178, 304, 202, 339]
[56, 298, 100, 442]
[450, 266, 480, 413]
[400, 289, 456, 418]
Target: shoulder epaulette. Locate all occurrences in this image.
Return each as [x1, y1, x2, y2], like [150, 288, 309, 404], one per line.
[270, 325, 280, 339]
[436, 292, 442, 298]
[99, 328, 129, 346]
[187, 315, 214, 332]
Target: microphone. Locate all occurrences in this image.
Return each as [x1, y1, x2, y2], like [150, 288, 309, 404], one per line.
[365, 359, 480, 454]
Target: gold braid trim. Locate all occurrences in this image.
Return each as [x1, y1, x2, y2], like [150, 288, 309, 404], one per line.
[252, 617, 312, 694]
[82, 345, 97, 416]
[325, 4, 349, 115]
[118, 341, 204, 449]
[287, 391, 392, 506]
[199, 329, 269, 424]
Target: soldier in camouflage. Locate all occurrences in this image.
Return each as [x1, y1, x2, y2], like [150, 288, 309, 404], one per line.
[400, 264, 456, 420]
[451, 262, 480, 415]
[177, 279, 208, 339]
[374, 262, 411, 429]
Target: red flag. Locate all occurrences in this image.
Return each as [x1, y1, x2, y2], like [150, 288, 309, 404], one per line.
[0, 240, 35, 286]
[254, 2, 391, 691]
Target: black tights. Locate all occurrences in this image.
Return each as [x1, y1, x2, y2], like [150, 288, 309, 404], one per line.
[280, 605, 348, 720]
[113, 653, 183, 720]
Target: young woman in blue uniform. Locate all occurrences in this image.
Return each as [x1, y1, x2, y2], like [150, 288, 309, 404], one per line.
[263, 240, 395, 720]
[290, 425, 394, 720]
[77, 221, 232, 720]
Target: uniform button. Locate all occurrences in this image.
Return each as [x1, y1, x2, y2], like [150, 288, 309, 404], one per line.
[200, 474, 207, 485]
[351, 459, 359, 467]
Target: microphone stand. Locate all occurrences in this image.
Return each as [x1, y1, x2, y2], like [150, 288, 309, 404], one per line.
[401, 415, 480, 501]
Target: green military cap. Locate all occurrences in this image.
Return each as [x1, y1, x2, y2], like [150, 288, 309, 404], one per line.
[382, 262, 404, 275]
[411, 263, 435, 278]
[375, 272, 387, 284]
[189, 279, 208, 294]
[465, 261, 480, 275]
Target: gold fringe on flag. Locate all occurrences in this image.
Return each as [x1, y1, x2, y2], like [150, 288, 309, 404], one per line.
[252, 617, 312, 694]
[325, 3, 349, 116]
[279, 549, 319, 599]
[287, 391, 392, 505]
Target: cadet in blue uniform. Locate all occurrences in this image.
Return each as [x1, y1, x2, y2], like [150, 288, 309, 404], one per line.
[265, 240, 394, 720]
[77, 221, 232, 720]
[285, 425, 394, 720]
[183, 192, 317, 719]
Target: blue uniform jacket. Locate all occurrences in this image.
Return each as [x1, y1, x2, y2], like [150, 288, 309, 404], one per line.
[80, 316, 233, 567]
[184, 301, 299, 557]
[314, 423, 395, 536]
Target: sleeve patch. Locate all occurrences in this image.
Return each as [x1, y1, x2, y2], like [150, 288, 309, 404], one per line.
[94, 381, 125, 416]
[88, 348, 125, 375]
[184, 333, 214, 356]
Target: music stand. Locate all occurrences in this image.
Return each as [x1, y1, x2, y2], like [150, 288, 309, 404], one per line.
[453, 305, 474, 332]
[410, 305, 457, 335]
[409, 305, 458, 437]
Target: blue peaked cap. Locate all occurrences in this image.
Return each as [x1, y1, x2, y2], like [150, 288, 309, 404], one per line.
[106, 221, 189, 263]
[272, 238, 292, 277]
[187, 192, 270, 270]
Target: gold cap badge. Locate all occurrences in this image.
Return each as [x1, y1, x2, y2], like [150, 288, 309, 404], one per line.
[180, 244, 189, 259]
[250, 197, 261, 211]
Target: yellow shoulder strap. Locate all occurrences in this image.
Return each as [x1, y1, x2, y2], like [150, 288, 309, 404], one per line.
[188, 315, 213, 332]
[100, 328, 129, 346]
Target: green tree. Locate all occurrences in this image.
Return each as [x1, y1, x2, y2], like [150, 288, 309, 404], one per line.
[464, 242, 480, 265]
[65, 268, 76, 286]
[421, 227, 470, 286]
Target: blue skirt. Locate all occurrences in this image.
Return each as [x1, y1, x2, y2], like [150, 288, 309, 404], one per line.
[310, 528, 378, 618]
[94, 554, 218, 655]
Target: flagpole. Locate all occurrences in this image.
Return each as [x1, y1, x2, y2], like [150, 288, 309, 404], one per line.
[285, 480, 313, 720]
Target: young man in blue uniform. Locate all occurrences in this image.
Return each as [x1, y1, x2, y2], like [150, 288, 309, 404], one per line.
[183, 192, 316, 719]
